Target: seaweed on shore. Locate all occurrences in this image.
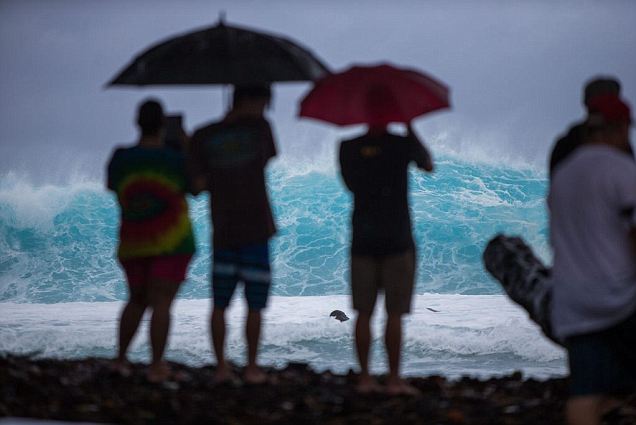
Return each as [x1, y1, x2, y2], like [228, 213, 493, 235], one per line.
[1, 355, 634, 424]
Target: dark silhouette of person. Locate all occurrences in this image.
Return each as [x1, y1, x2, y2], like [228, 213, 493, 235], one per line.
[549, 77, 633, 177]
[549, 94, 635, 425]
[339, 90, 433, 395]
[107, 99, 196, 382]
[189, 85, 276, 385]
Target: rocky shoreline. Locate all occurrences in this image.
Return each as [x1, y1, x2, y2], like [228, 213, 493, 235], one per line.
[1, 356, 634, 424]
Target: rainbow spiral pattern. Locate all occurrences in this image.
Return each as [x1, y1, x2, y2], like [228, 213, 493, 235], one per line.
[107, 147, 195, 260]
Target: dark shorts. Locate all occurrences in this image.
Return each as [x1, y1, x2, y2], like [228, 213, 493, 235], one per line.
[567, 311, 636, 397]
[120, 254, 192, 287]
[212, 243, 271, 310]
[351, 249, 415, 314]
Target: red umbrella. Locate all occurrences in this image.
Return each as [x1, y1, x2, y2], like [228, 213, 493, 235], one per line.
[299, 63, 450, 126]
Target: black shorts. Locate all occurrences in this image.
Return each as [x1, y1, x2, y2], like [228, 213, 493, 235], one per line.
[566, 311, 636, 396]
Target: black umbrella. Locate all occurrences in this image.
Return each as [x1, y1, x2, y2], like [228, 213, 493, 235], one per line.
[108, 18, 330, 86]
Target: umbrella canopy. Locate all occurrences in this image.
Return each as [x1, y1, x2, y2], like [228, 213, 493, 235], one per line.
[299, 63, 450, 126]
[108, 20, 330, 86]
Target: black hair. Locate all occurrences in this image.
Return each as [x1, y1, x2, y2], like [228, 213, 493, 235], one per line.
[232, 84, 271, 107]
[583, 78, 621, 107]
[137, 98, 164, 136]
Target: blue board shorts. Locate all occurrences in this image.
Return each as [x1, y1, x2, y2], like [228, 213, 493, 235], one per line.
[212, 242, 271, 310]
[566, 310, 636, 396]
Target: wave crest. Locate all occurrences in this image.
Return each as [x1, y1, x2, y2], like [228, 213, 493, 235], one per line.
[0, 158, 549, 302]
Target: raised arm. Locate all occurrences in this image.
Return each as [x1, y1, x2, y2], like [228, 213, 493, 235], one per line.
[407, 123, 433, 172]
[339, 142, 355, 191]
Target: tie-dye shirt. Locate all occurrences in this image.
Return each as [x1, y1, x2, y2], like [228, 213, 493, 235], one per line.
[107, 145, 196, 260]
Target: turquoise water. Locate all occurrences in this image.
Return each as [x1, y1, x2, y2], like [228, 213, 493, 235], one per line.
[0, 158, 563, 377]
[0, 157, 548, 303]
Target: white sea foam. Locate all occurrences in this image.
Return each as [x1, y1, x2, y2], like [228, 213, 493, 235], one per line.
[0, 294, 565, 378]
[0, 161, 560, 378]
[0, 172, 103, 230]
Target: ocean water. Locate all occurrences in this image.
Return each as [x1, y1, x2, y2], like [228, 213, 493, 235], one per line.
[0, 157, 564, 378]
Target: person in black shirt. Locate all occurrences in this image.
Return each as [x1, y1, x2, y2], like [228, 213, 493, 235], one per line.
[190, 85, 277, 385]
[339, 122, 433, 395]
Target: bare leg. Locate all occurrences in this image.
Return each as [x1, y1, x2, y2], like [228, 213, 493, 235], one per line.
[147, 279, 180, 382]
[244, 309, 267, 384]
[355, 312, 380, 393]
[385, 313, 419, 396]
[211, 307, 233, 383]
[116, 286, 148, 371]
[566, 396, 604, 425]
[385, 313, 402, 383]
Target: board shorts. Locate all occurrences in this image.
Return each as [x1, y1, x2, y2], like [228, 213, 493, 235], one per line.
[351, 249, 415, 315]
[120, 254, 193, 287]
[212, 242, 271, 310]
[566, 310, 636, 396]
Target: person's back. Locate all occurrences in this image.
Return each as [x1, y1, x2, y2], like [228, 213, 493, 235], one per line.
[548, 94, 636, 425]
[190, 116, 276, 248]
[549, 145, 636, 338]
[340, 131, 429, 256]
[107, 99, 195, 383]
[339, 124, 432, 396]
[189, 84, 277, 385]
[108, 145, 195, 258]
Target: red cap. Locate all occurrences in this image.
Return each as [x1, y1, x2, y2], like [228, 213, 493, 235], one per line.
[587, 94, 632, 125]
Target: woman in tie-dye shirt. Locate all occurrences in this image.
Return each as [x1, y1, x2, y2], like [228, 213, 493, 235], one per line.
[107, 99, 195, 382]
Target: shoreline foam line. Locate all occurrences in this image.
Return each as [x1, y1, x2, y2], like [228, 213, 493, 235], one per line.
[0, 294, 565, 379]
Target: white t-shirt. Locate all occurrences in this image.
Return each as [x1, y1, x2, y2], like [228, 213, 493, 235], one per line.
[549, 144, 636, 340]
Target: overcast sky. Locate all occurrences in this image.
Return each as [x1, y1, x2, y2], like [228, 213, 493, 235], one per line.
[1, 0, 635, 183]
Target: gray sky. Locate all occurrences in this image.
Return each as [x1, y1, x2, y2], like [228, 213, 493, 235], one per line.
[1, 0, 635, 183]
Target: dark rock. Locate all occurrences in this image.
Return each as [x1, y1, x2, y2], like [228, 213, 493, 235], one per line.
[1, 354, 633, 424]
[330, 310, 350, 322]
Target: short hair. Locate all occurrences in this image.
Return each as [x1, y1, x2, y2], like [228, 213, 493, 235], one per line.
[137, 99, 164, 136]
[583, 77, 621, 108]
[233, 84, 271, 106]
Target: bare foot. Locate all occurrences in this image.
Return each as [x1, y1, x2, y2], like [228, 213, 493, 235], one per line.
[386, 377, 421, 397]
[244, 365, 268, 385]
[213, 363, 237, 385]
[356, 374, 382, 394]
[111, 359, 132, 377]
[147, 361, 171, 383]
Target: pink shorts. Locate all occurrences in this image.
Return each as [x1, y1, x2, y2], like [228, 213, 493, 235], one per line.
[120, 254, 192, 287]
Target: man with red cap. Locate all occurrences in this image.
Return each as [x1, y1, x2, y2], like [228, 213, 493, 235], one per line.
[548, 94, 635, 425]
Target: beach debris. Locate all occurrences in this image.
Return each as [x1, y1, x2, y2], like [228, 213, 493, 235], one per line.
[329, 310, 349, 322]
